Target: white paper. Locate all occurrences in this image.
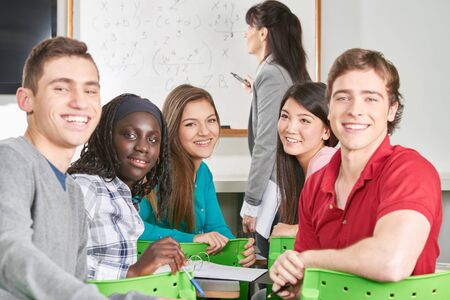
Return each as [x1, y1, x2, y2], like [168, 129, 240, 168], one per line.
[256, 180, 280, 239]
[155, 261, 267, 282]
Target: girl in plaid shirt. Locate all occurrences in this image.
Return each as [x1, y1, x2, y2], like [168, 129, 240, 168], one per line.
[69, 94, 186, 280]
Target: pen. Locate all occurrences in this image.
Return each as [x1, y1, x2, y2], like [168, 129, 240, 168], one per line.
[182, 266, 205, 298]
[267, 284, 292, 298]
[230, 72, 251, 87]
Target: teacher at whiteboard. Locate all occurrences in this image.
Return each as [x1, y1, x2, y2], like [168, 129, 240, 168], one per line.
[240, 0, 310, 257]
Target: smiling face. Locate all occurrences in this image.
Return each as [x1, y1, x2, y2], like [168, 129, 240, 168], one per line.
[278, 97, 330, 169]
[113, 111, 161, 188]
[23, 56, 101, 152]
[178, 99, 219, 168]
[328, 69, 398, 155]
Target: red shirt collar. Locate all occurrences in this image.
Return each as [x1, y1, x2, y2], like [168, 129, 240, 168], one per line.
[321, 135, 394, 195]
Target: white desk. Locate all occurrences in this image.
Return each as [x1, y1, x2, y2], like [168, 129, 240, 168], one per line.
[206, 154, 250, 193]
[209, 157, 450, 193]
[214, 178, 248, 193]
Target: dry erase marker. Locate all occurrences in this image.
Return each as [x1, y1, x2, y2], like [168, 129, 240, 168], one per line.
[230, 72, 251, 87]
[182, 266, 205, 297]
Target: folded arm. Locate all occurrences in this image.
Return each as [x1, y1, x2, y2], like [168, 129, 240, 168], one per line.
[271, 209, 431, 295]
[300, 209, 430, 281]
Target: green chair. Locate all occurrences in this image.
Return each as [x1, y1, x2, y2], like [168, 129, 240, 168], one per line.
[266, 237, 296, 300]
[89, 271, 196, 299]
[267, 237, 296, 268]
[301, 268, 450, 300]
[138, 238, 250, 299]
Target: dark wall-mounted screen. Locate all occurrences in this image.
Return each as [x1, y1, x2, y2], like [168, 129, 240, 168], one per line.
[0, 0, 56, 94]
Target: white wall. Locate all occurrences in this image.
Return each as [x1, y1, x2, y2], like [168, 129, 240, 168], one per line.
[0, 96, 26, 140]
[321, 0, 450, 175]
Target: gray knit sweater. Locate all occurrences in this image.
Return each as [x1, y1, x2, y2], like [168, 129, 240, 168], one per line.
[0, 137, 106, 300]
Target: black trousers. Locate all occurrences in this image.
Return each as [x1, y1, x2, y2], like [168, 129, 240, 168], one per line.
[255, 213, 279, 258]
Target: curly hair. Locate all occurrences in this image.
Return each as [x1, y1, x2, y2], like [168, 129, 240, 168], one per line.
[68, 94, 171, 217]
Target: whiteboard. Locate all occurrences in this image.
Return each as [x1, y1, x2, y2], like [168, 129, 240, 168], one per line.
[72, 0, 317, 129]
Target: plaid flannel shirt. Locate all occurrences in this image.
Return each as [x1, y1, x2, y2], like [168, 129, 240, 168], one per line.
[72, 174, 144, 280]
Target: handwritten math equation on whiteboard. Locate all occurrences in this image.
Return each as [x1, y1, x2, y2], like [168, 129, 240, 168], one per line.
[79, 0, 257, 96]
[76, 0, 314, 128]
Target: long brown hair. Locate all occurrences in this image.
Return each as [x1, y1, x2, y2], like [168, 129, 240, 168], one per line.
[277, 82, 338, 224]
[162, 84, 220, 232]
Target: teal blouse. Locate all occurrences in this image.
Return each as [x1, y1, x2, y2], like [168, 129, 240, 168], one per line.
[139, 161, 235, 242]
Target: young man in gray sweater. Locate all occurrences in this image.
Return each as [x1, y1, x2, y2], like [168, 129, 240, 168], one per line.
[0, 37, 159, 300]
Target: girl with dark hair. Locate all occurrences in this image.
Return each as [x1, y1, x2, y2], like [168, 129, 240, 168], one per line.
[68, 94, 185, 280]
[139, 84, 256, 267]
[240, 0, 311, 257]
[273, 82, 338, 237]
[251, 82, 337, 300]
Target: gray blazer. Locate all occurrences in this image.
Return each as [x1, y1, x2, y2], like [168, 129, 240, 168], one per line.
[244, 55, 293, 207]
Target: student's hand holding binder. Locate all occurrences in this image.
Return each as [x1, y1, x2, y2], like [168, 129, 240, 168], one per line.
[127, 237, 186, 277]
[193, 231, 229, 254]
[238, 238, 256, 267]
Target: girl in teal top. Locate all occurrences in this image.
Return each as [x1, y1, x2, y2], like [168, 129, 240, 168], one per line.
[139, 161, 234, 242]
[139, 84, 255, 266]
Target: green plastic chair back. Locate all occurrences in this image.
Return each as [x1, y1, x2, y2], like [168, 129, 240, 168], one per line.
[266, 237, 295, 300]
[89, 271, 196, 299]
[138, 238, 250, 300]
[301, 268, 450, 300]
[267, 236, 296, 268]
[137, 238, 248, 266]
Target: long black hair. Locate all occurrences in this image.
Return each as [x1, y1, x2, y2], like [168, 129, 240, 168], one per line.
[68, 93, 171, 217]
[246, 0, 310, 82]
[277, 82, 338, 224]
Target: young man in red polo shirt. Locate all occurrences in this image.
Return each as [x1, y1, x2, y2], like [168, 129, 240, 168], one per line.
[269, 48, 442, 299]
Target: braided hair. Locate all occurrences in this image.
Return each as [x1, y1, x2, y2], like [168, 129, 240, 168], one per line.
[68, 93, 171, 218]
